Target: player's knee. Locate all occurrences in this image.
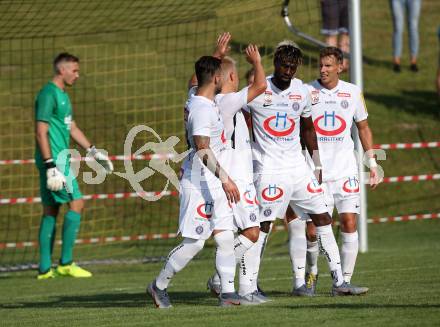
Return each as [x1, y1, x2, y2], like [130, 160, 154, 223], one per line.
[43, 205, 60, 217]
[214, 230, 234, 251]
[306, 221, 317, 241]
[285, 205, 297, 223]
[260, 221, 272, 233]
[69, 199, 84, 213]
[182, 238, 205, 253]
[310, 213, 332, 226]
[340, 219, 357, 233]
[241, 227, 260, 243]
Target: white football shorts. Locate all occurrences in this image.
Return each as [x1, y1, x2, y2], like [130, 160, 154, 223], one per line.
[178, 177, 235, 240]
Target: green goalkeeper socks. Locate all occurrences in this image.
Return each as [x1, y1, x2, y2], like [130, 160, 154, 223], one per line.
[60, 210, 81, 265]
[39, 215, 56, 273]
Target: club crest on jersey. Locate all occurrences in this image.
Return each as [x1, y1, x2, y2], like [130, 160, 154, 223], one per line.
[263, 91, 272, 106]
[195, 226, 204, 235]
[340, 100, 349, 109]
[261, 184, 284, 202]
[263, 208, 272, 217]
[196, 202, 213, 219]
[292, 102, 300, 111]
[313, 111, 346, 136]
[249, 213, 257, 222]
[263, 112, 295, 137]
[307, 179, 323, 193]
[342, 177, 360, 193]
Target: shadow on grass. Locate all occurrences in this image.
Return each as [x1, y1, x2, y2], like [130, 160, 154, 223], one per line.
[365, 90, 440, 119]
[1, 291, 215, 309]
[3, 292, 440, 310]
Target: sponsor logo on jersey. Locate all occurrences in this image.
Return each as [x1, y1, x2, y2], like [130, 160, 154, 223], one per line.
[340, 100, 349, 109]
[342, 177, 359, 193]
[263, 91, 272, 107]
[313, 111, 346, 136]
[307, 179, 323, 193]
[337, 92, 351, 98]
[261, 184, 284, 201]
[289, 94, 302, 100]
[243, 190, 255, 205]
[263, 112, 295, 137]
[311, 90, 320, 105]
[64, 115, 72, 130]
[196, 202, 214, 219]
[221, 130, 226, 144]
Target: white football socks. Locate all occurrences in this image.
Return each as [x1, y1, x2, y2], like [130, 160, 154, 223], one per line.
[237, 234, 257, 296]
[316, 224, 343, 287]
[306, 240, 319, 275]
[341, 231, 359, 283]
[155, 238, 205, 290]
[234, 234, 255, 262]
[250, 228, 270, 291]
[214, 230, 236, 294]
[287, 219, 307, 289]
[211, 233, 255, 290]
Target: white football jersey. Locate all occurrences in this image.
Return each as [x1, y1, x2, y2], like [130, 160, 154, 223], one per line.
[245, 76, 312, 174]
[181, 88, 228, 185]
[215, 87, 253, 183]
[306, 79, 368, 181]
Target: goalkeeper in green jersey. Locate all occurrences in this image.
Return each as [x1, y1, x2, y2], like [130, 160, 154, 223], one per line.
[35, 53, 113, 279]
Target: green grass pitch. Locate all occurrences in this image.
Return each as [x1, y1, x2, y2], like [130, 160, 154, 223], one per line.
[1, 221, 440, 326]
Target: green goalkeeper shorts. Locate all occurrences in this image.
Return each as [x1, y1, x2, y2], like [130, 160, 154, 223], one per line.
[38, 168, 83, 206]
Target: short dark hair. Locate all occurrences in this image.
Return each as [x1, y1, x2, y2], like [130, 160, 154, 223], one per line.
[320, 46, 343, 64]
[195, 56, 222, 87]
[273, 43, 303, 68]
[53, 52, 79, 74]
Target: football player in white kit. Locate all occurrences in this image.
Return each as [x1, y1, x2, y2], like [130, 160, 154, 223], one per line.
[295, 46, 380, 295]
[201, 33, 270, 305]
[246, 40, 366, 297]
[147, 55, 243, 308]
[147, 35, 267, 308]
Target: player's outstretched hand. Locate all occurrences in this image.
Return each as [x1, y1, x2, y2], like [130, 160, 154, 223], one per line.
[46, 167, 66, 191]
[87, 146, 114, 174]
[213, 32, 231, 59]
[369, 167, 381, 190]
[245, 44, 261, 65]
[222, 176, 240, 204]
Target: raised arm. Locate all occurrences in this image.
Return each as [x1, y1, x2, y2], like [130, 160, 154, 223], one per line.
[193, 135, 240, 203]
[244, 44, 266, 102]
[188, 32, 232, 90]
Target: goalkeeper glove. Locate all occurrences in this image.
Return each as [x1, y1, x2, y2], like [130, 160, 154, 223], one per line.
[86, 145, 114, 174]
[45, 159, 66, 192]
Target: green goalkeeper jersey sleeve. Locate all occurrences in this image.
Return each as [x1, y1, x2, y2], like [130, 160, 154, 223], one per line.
[34, 82, 73, 168]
